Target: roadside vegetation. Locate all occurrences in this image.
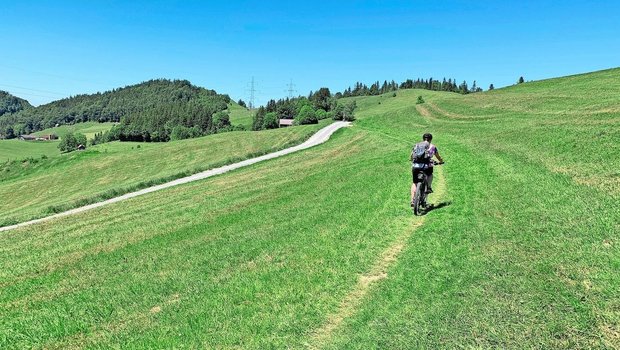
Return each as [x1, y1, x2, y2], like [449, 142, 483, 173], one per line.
[0, 68, 618, 348]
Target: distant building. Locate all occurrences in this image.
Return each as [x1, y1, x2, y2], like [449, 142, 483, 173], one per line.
[38, 134, 58, 141]
[19, 134, 37, 141]
[19, 134, 58, 141]
[279, 119, 294, 127]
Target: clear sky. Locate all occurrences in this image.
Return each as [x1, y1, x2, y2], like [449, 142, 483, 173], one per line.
[1, 0, 619, 106]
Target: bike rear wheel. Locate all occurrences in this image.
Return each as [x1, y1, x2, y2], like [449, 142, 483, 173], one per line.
[413, 182, 424, 215]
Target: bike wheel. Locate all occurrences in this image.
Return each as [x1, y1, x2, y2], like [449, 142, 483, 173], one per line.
[413, 182, 423, 215]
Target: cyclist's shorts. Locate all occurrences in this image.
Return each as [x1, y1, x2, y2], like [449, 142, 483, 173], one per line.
[412, 167, 433, 184]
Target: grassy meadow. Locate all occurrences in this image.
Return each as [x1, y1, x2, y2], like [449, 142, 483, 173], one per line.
[0, 68, 618, 348]
[0, 122, 325, 227]
[0, 139, 61, 161]
[32, 121, 116, 140]
[0, 122, 116, 162]
[228, 102, 253, 129]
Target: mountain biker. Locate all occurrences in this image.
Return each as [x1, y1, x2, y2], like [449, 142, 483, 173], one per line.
[410, 133, 444, 207]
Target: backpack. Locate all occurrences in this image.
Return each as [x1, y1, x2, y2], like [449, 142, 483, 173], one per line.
[412, 141, 431, 164]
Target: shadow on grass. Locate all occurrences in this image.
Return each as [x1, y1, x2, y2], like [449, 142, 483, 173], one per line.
[424, 201, 452, 214]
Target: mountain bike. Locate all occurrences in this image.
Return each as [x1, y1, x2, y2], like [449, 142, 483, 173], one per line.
[412, 161, 444, 216]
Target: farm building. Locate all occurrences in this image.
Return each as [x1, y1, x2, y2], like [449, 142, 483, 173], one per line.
[19, 134, 58, 141]
[39, 134, 58, 141]
[279, 119, 294, 127]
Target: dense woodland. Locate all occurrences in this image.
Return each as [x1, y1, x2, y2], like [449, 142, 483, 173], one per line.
[0, 91, 32, 118]
[0, 80, 233, 141]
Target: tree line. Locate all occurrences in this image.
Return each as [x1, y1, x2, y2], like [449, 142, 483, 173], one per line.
[252, 88, 356, 131]
[336, 77, 485, 98]
[0, 79, 233, 141]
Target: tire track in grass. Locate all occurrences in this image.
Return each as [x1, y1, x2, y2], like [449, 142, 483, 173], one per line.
[307, 166, 446, 349]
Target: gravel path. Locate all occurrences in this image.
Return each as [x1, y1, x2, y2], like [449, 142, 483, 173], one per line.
[1, 121, 351, 232]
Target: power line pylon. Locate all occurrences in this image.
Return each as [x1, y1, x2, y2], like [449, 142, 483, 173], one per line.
[286, 79, 297, 98]
[247, 77, 256, 109]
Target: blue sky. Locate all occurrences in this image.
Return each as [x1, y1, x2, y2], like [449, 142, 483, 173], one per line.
[1, 0, 619, 106]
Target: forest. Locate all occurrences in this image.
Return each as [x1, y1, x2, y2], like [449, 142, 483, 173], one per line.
[0, 91, 32, 118]
[0, 80, 232, 141]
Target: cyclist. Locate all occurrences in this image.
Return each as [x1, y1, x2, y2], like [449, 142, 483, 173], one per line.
[410, 133, 444, 207]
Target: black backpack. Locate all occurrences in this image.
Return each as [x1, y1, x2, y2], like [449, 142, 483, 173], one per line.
[412, 141, 431, 164]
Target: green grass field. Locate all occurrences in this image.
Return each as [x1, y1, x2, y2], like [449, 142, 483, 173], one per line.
[33, 121, 116, 140]
[0, 122, 326, 227]
[0, 122, 116, 161]
[0, 139, 61, 161]
[1, 68, 618, 348]
[228, 102, 253, 129]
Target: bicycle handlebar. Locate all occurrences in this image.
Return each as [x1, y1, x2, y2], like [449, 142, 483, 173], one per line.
[433, 161, 445, 165]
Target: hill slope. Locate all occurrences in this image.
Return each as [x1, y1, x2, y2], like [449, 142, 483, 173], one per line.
[0, 121, 326, 227]
[0, 79, 233, 141]
[0, 68, 618, 348]
[0, 90, 32, 119]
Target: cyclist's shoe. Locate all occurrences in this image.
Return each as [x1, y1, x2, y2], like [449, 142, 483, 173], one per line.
[425, 187, 434, 194]
[410, 201, 414, 207]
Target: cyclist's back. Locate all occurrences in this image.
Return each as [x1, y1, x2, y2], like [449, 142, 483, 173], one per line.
[410, 133, 444, 206]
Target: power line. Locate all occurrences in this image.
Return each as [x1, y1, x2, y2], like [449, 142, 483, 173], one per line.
[0, 83, 67, 96]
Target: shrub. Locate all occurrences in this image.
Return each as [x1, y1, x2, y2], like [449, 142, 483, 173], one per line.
[58, 132, 87, 152]
[170, 125, 193, 140]
[262, 112, 279, 129]
[252, 106, 266, 131]
[295, 105, 318, 125]
[333, 101, 357, 121]
[416, 96, 425, 104]
[213, 111, 231, 131]
[316, 109, 328, 120]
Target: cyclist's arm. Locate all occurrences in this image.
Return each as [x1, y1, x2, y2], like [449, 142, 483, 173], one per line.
[434, 151, 444, 163]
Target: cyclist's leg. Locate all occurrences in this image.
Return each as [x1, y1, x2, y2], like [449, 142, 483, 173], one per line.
[411, 168, 420, 204]
[426, 167, 434, 193]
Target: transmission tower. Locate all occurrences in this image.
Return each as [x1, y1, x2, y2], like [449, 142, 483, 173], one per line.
[286, 79, 297, 98]
[247, 76, 257, 109]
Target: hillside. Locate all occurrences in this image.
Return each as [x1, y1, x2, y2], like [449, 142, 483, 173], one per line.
[0, 139, 60, 161]
[0, 68, 618, 348]
[0, 79, 235, 141]
[228, 101, 253, 129]
[0, 121, 326, 227]
[0, 90, 32, 118]
[32, 121, 116, 140]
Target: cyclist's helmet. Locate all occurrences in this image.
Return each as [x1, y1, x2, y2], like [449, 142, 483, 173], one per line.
[423, 133, 433, 141]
